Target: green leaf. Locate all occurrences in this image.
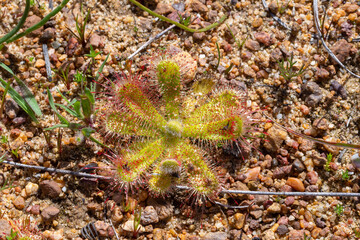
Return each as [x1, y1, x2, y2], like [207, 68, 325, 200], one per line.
[55, 103, 81, 118]
[95, 54, 109, 81]
[84, 87, 95, 104]
[81, 127, 95, 137]
[0, 77, 38, 123]
[0, 63, 42, 116]
[44, 124, 70, 131]
[47, 88, 69, 125]
[73, 101, 82, 117]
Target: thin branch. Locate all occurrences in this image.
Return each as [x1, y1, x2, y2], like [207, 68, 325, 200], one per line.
[3, 160, 359, 198]
[127, 24, 176, 60]
[42, 44, 53, 81]
[1, 160, 112, 180]
[313, 0, 360, 79]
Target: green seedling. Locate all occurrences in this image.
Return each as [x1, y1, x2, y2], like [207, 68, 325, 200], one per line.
[46, 86, 105, 148]
[277, 0, 291, 14]
[67, 3, 92, 48]
[226, 24, 247, 49]
[102, 50, 260, 203]
[278, 53, 306, 82]
[11, 148, 19, 159]
[341, 169, 350, 181]
[177, 12, 192, 27]
[5, 229, 18, 240]
[335, 203, 343, 216]
[53, 62, 71, 90]
[0, 63, 42, 123]
[133, 206, 142, 238]
[324, 153, 332, 171]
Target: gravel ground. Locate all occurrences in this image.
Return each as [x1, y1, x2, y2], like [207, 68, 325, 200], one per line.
[1, 0, 360, 239]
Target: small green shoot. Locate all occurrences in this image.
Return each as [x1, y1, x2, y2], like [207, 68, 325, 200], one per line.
[133, 206, 142, 238]
[324, 153, 332, 171]
[53, 62, 71, 89]
[0, 174, 15, 192]
[215, 42, 220, 70]
[67, 4, 92, 48]
[341, 169, 350, 181]
[5, 229, 18, 240]
[224, 63, 234, 74]
[226, 24, 247, 49]
[177, 12, 192, 26]
[303, 233, 311, 240]
[30, 0, 35, 7]
[334, 203, 343, 216]
[85, 45, 101, 60]
[354, 228, 360, 238]
[0, 135, 8, 144]
[278, 53, 306, 82]
[277, 0, 291, 14]
[11, 148, 19, 159]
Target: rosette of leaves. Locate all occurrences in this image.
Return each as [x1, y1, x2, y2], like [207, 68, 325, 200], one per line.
[103, 52, 257, 203]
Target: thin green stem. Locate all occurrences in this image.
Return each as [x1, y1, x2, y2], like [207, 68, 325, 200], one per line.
[128, 0, 227, 33]
[0, 78, 12, 119]
[6, 0, 70, 43]
[0, 0, 30, 45]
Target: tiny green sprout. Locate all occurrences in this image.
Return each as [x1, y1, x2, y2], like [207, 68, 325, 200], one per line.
[1, 135, 8, 144]
[303, 233, 311, 240]
[177, 12, 192, 26]
[85, 45, 101, 60]
[11, 148, 19, 159]
[28, 56, 34, 63]
[278, 53, 306, 82]
[226, 24, 248, 50]
[324, 153, 332, 171]
[277, 0, 291, 14]
[133, 25, 138, 32]
[354, 228, 360, 238]
[342, 169, 350, 181]
[335, 203, 344, 216]
[6, 229, 18, 240]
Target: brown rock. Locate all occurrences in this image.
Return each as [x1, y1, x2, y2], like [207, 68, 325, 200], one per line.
[244, 167, 260, 183]
[94, 221, 115, 237]
[141, 206, 159, 225]
[330, 39, 357, 64]
[30, 204, 40, 215]
[245, 39, 260, 51]
[268, 1, 278, 14]
[252, 17, 263, 28]
[193, 32, 206, 41]
[288, 229, 305, 240]
[35, 59, 46, 68]
[313, 118, 328, 131]
[270, 48, 283, 62]
[13, 196, 25, 210]
[306, 171, 319, 185]
[241, 51, 252, 61]
[155, 3, 174, 15]
[315, 68, 330, 81]
[264, 126, 288, 152]
[40, 28, 55, 43]
[243, 66, 256, 78]
[267, 202, 281, 213]
[89, 33, 104, 48]
[5, 99, 20, 119]
[344, 4, 359, 13]
[24, 15, 43, 36]
[285, 196, 295, 205]
[273, 165, 292, 179]
[41, 206, 60, 222]
[40, 180, 61, 198]
[286, 177, 305, 192]
[189, 0, 208, 13]
[229, 213, 245, 229]
[254, 32, 272, 46]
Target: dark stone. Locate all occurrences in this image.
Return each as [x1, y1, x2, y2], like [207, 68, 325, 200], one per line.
[315, 218, 326, 228]
[277, 224, 289, 235]
[292, 159, 305, 173]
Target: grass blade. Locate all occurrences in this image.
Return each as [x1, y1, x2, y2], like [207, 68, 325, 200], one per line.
[0, 77, 38, 123]
[47, 88, 69, 125]
[0, 63, 42, 116]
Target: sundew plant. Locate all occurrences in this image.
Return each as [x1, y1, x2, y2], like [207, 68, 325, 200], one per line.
[101, 50, 260, 204]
